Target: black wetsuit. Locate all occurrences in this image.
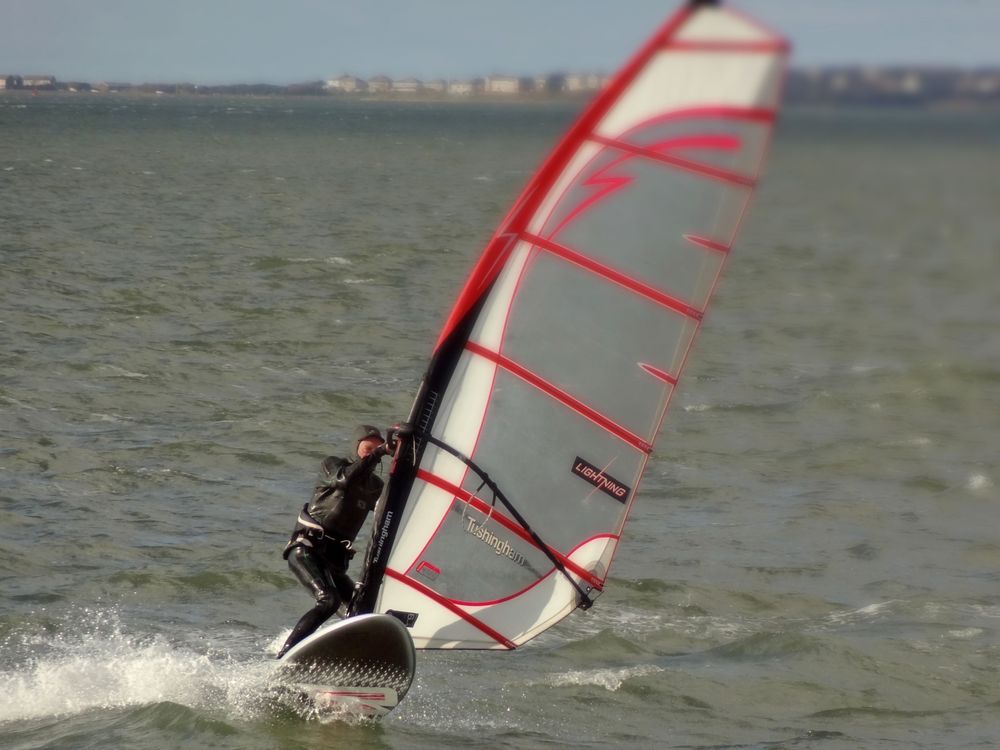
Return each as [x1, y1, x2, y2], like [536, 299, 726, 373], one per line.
[278, 450, 384, 657]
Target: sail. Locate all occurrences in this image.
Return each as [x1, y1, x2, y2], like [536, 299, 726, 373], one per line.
[353, 1, 789, 649]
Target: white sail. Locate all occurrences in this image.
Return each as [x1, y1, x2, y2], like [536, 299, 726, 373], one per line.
[354, 1, 789, 649]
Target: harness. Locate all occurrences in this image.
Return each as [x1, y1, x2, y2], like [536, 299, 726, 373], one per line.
[282, 504, 355, 562]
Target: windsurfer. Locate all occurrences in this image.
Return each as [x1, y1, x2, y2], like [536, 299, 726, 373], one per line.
[277, 424, 395, 658]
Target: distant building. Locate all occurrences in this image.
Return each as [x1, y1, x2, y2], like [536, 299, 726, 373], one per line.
[447, 79, 477, 96]
[564, 73, 602, 93]
[484, 75, 520, 95]
[535, 73, 566, 95]
[392, 77, 422, 94]
[23, 75, 57, 89]
[368, 75, 392, 93]
[424, 79, 446, 94]
[2, 74, 57, 90]
[325, 75, 367, 93]
[94, 81, 133, 93]
[957, 70, 1000, 97]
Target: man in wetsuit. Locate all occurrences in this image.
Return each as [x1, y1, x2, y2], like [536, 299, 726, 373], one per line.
[277, 424, 394, 658]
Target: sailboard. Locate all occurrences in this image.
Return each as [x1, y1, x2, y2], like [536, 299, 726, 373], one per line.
[277, 614, 416, 718]
[350, 0, 789, 651]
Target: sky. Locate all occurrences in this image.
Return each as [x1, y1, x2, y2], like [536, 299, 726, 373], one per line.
[2, 0, 999, 85]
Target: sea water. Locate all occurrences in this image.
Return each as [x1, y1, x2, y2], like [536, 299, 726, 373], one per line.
[1, 94, 999, 749]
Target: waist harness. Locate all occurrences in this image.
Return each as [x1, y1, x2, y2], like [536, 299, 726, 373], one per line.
[282, 504, 355, 564]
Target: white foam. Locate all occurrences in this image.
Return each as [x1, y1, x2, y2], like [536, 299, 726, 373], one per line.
[683, 403, 712, 413]
[541, 665, 664, 692]
[823, 600, 897, 627]
[967, 473, 993, 492]
[849, 363, 880, 374]
[96, 364, 149, 379]
[947, 628, 984, 640]
[0, 614, 283, 724]
[91, 412, 130, 423]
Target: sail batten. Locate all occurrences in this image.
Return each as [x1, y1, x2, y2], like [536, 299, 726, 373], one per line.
[352, 1, 788, 650]
[685, 234, 732, 254]
[523, 233, 705, 321]
[466, 340, 654, 453]
[588, 133, 757, 186]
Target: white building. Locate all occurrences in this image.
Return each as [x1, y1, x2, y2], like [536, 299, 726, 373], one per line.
[368, 75, 392, 93]
[484, 75, 520, 95]
[564, 73, 602, 93]
[447, 80, 476, 96]
[392, 77, 422, 94]
[325, 75, 368, 93]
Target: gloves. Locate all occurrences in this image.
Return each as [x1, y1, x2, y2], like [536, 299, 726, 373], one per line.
[384, 422, 414, 454]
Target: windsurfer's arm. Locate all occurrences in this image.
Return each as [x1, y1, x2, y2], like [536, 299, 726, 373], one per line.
[335, 445, 389, 488]
[317, 456, 346, 485]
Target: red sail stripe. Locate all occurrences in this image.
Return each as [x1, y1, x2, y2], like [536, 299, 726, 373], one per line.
[635, 105, 777, 127]
[385, 567, 517, 649]
[684, 233, 731, 254]
[466, 340, 653, 454]
[639, 362, 679, 385]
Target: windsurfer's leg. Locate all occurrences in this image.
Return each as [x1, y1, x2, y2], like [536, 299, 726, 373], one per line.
[278, 546, 342, 658]
[330, 567, 357, 611]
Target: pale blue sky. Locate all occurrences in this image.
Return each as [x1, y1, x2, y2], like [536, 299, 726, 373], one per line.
[2, 1, 998, 85]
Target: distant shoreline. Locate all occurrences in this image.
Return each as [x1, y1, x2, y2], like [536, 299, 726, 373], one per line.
[4, 66, 1000, 109]
[3, 88, 999, 112]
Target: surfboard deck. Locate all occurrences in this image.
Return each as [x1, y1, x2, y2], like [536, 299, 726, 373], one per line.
[277, 613, 416, 718]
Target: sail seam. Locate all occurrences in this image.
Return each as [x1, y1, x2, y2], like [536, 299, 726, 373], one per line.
[466, 340, 653, 454]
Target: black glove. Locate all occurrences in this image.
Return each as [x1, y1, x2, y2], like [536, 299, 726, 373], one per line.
[384, 422, 407, 452]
